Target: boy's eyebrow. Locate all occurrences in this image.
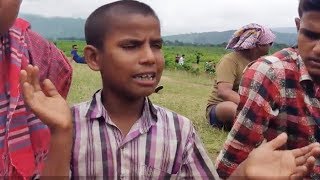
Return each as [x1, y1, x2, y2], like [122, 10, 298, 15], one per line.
[117, 39, 143, 46]
[150, 38, 163, 43]
[300, 28, 320, 40]
[118, 38, 163, 43]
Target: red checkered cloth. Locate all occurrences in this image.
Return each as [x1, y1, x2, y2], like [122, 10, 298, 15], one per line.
[0, 18, 72, 179]
[216, 47, 320, 179]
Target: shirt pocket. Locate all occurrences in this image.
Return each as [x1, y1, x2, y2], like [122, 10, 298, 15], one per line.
[138, 165, 178, 180]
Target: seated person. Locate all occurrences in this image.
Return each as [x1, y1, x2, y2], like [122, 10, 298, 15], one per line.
[206, 23, 275, 130]
[71, 44, 86, 64]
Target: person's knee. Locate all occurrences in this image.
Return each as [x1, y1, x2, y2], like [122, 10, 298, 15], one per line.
[215, 102, 237, 122]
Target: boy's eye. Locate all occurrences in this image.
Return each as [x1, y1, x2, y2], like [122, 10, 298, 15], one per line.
[122, 44, 137, 49]
[120, 41, 142, 50]
[151, 40, 163, 49]
[151, 43, 162, 49]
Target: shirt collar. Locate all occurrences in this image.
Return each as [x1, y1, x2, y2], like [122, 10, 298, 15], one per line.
[294, 52, 317, 93]
[296, 55, 313, 83]
[86, 89, 158, 128]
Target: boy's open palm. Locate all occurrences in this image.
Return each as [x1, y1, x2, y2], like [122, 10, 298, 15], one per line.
[243, 133, 320, 179]
[20, 65, 72, 132]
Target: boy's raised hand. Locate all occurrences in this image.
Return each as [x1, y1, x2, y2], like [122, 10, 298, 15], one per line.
[20, 65, 72, 132]
[242, 133, 320, 179]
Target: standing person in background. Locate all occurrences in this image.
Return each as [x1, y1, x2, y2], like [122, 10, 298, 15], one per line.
[206, 23, 275, 130]
[196, 52, 202, 64]
[175, 53, 180, 63]
[179, 54, 185, 65]
[0, 0, 72, 178]
[71, 44, 86, 64]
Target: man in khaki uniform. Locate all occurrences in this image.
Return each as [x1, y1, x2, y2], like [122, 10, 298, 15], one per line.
[207, 23, 275, 130]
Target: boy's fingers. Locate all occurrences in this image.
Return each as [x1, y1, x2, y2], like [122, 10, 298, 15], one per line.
[42, 79, 59, 97]
[295, 155, 307, 166]
[25, 65, 34, 84]
[291, 144, 311, 159]
[308, 145, 320, 158]
[265, 133, 287, 150]
[292, 143, 320, 159]
[305, 156, 316, 173]
[20, 70, 28, 85]
[293, 155, 315, 178]
[22, 82, 35, 105]
[31, 66, 41, 91]
[291, 166, 306, 180]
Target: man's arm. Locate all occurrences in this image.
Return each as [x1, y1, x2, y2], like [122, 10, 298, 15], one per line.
[215, 59, 280, 178]
[217, 82, 240, 104]
[215, 55, 239, 104]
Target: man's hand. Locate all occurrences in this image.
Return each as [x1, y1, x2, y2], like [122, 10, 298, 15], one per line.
[21, 65, 73, 178]
[242, 133, 320, 179]
[20, 65, 72, 133]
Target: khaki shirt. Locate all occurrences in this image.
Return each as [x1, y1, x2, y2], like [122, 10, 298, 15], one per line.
[206, 51, 251, 116]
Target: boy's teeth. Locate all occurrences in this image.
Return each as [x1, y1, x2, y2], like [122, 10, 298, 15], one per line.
[135, 74, 154, 80]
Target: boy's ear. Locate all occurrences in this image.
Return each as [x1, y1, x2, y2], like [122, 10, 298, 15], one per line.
[295, 17, 301, 31]
[84, 45, 101, 71]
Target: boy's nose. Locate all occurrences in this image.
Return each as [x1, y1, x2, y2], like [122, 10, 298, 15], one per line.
[140, 47, 156, 64]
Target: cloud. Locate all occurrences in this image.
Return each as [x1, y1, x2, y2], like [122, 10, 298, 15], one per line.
[20, 0, 299, 35]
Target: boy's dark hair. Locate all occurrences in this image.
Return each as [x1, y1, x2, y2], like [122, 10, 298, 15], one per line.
[298, 0, 320, 17]
[72, 44, 77, 49]
[85, 0, 159, 50]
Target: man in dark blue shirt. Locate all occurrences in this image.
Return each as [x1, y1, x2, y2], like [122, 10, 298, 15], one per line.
[71, 44, 86, 64]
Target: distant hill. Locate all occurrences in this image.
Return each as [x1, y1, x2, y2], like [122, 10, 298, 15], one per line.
[19, 13, 297, 45]
[19, 13, 85, 39]
[163, 30, 297, 46]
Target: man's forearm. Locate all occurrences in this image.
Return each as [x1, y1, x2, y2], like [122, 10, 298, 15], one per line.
[220, 90, 240, 105]
[41, 129, 72, 179]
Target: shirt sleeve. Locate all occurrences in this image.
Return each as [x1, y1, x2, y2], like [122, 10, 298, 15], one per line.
[178, 126, 220, 179]
[216, 55, 238, 84]
[25, 30, 72, 99]
[215, 59, 280, 178]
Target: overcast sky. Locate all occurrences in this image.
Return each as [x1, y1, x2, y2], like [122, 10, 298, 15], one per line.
[20, 0, 300, 35]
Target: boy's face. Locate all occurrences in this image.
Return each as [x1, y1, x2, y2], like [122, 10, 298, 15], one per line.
[0, 0, 21, 35]
[297, 11, 320, 81]
[98, 14, 164, 99]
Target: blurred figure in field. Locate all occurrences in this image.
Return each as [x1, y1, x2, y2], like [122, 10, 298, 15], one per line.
[175, 53, 180, 63]
[179, 54, 185, 65]
[71, 44, 86, 64]
[206, 23, 275, 130]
